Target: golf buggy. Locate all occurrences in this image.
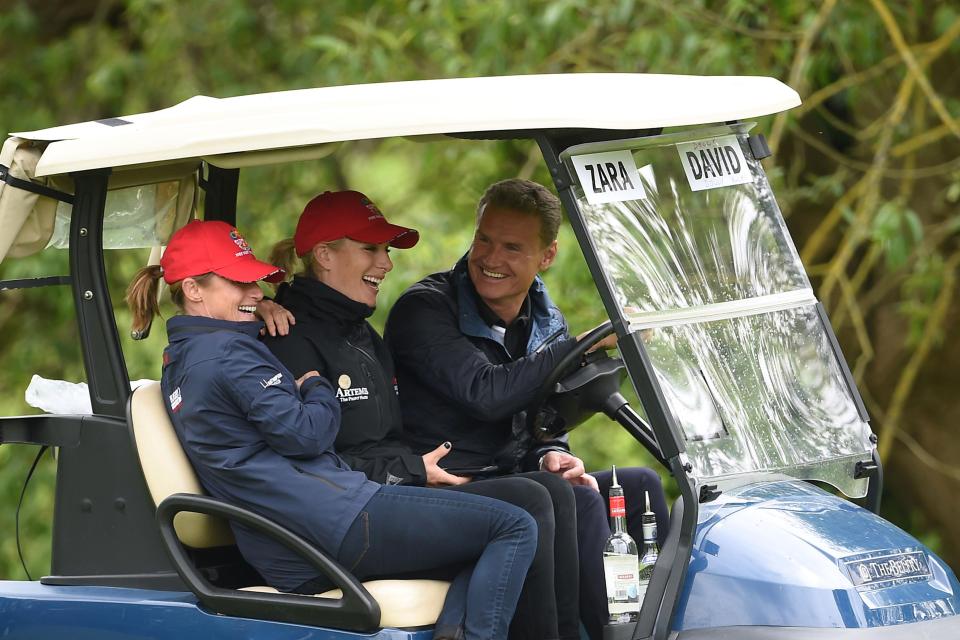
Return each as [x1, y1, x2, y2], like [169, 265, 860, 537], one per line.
[0, 74, 957, 639]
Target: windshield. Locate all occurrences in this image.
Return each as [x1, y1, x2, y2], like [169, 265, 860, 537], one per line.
[561, 124, 873, 497]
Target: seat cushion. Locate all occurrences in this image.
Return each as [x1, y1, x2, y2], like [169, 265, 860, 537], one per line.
[130, 382, 234, 548]
[241, 579, 450, 628]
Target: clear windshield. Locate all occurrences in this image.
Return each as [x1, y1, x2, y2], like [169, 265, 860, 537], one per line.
[561, 125, 873, 497]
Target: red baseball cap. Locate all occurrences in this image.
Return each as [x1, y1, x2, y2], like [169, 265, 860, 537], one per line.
[161, 220, 284, 284]
[293, 190, 419, 257]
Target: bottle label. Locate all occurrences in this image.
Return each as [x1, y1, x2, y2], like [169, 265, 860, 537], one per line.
[603, 553, 640, 613]
[609, 495, 626, 518]
[642, 522, 656, 542]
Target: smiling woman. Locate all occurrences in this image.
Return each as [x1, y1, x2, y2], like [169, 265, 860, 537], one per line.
[125, 221, 285, 339]
[123, 218, 539, 640]
[261, 190, 584, 639]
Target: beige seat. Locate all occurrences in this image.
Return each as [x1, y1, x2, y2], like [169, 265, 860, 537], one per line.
[129, 381, 449, 628]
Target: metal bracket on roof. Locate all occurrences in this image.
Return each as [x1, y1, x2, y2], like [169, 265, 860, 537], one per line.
[0, 164, 75, 204]
[748, 133, 772, 160]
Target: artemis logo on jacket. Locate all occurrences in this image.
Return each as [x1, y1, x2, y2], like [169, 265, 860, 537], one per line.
[336, 372, 369, 402]
[336, 386, 369, 402]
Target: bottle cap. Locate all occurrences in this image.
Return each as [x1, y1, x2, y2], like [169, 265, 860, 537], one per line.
[641, 490, 657, 528]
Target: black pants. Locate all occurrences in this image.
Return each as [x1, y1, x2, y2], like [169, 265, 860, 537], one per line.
[575, 467, 669, 640]
[451, 471, 580, 640]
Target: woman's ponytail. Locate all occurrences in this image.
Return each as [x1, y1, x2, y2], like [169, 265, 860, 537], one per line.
[268, 237, 299, 289]
[125, 265, 164, 340]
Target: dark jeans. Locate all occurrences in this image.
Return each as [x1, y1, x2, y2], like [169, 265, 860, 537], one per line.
[299, 484, 537, 640]
[575, 467, 669, 640]
[450, 472, 580, 640]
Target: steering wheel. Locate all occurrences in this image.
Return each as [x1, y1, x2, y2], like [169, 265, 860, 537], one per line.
[526, 321, 628, 440]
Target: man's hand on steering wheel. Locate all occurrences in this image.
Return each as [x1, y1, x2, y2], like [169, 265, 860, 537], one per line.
[540, 451, 599, 492]
[576, 322, 618, 353]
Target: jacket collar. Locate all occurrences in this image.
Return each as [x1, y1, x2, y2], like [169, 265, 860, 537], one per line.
[276, 276, 374, 326]
[452, 255, 566, 355]
[166, 314, 264, 341]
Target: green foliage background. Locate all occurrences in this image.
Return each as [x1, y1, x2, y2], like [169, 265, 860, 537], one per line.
[0, 0, 957, 582]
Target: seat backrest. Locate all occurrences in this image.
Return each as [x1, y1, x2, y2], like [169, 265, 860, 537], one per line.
[130, 381, 234, 548]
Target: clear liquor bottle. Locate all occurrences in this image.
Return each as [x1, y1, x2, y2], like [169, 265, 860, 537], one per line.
[637, 490, 660, 606]
[603, 465, 640, 624]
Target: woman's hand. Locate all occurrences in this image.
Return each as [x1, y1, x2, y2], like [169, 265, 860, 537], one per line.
[422, 441, 471, 487]
[257, 299, 296, 337]
[296, 370, 320, 388]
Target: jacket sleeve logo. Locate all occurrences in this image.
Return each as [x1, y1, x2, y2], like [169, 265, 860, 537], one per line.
[168, 387, 182, 412]
[260, 372, 283, 388]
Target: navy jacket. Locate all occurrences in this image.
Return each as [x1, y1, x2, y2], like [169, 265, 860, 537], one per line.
[384, 257, 578, 472]
[264, 277, 427, 486]
[161, 315, 378, 591]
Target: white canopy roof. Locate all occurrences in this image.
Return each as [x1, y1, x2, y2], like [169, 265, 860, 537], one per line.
[14, 74, 800, 178]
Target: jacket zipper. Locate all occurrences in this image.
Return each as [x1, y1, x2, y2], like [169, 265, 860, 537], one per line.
[292, 464, 345, 490]
[345, 339, 385, 429]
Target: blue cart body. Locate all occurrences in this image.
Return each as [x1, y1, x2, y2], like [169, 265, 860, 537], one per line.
[675, 481, 960, 632]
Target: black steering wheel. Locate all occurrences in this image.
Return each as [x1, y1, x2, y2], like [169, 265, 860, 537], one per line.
[527, 321, 628, 440]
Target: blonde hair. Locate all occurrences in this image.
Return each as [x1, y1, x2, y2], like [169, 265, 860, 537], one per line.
[124, 267, 211, 339]
[268, 236, 344, 288]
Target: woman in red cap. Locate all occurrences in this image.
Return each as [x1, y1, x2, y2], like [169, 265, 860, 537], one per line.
[264, 191, 579, 640]
[125, 219, 538, 640]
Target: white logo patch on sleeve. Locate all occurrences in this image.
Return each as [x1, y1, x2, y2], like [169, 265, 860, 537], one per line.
[169, 387, 182, 412]
[260, 372, 283, 389]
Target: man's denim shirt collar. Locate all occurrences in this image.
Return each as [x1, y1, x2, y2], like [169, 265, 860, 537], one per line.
[452, 255, 567, 356]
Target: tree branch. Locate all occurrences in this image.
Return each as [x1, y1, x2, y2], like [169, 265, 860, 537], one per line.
[878, 251, 960, 462]
[796, 17, 960, 120]
[895, 428, 960, 484]
[769, 0, 839, 152]
[869, 0, 960, 140]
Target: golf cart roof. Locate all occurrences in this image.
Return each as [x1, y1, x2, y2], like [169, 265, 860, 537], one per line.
[15, 73, 800, 178]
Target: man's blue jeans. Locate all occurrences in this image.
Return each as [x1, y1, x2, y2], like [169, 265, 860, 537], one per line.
[336, 484, 537, 640]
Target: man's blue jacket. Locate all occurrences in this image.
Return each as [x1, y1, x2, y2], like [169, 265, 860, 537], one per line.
[384, 257, 578, 472]
[161, 315, 378, 592]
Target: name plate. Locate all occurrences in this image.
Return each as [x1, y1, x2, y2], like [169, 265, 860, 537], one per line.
[571, 150, 648, 205]
[843, 550, 931, 589]
[677, 135, 752, 192]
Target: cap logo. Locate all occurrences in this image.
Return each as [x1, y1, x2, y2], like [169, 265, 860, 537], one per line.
[359, 196, 383, 219]
[230, 229, 253, 257]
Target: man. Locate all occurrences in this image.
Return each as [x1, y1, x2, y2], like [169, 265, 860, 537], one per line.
[384, 178, 669, 640]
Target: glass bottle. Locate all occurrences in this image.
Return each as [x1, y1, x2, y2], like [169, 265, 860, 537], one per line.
[637, 490, 660, 606]
[603, 465, 640, 624]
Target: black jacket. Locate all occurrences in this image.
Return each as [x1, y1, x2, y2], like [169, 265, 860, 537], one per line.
[264, 277, 428, 486]
[383, 258, 578, 473]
